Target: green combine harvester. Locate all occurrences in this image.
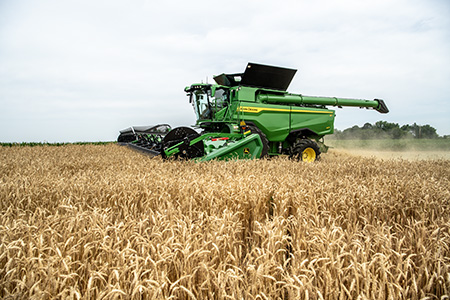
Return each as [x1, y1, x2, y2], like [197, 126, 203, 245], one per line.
[118, 63, 388, 162]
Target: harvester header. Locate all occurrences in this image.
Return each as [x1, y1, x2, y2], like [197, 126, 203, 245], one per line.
[119, 63, 388, 162]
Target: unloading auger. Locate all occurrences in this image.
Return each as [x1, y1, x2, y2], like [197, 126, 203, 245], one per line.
[118, 63, 388, 162]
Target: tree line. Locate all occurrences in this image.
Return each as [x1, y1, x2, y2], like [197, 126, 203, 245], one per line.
[333, 121, 440, 139]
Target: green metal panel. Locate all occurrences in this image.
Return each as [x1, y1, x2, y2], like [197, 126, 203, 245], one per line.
[196, 133, 263, 161]
[234, 88, 256, 102]
[289, 107, 335, 137]
[234, 102, 291, 142]
[231, 101, 334, 141]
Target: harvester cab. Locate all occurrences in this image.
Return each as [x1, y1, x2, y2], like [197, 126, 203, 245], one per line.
[118, 62, 388, 162]
[185, 84, 231, 123]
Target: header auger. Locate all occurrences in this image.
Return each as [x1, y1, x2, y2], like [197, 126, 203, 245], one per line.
[118, 63, 388, 162]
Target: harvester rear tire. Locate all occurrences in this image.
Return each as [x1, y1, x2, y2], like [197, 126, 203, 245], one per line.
[248, 125, 269, 158]
[289, 139, 320, 163]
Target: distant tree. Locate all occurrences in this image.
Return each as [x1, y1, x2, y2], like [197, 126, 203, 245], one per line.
[401, 123, 419, 137]
[333, 121, 439, 140]
[420, 124, 438, 139]
[375, 121, 400, 132]
[374, 120, 387, 130]
[401, 123, 438, 139]
[391, 127, 405, 139]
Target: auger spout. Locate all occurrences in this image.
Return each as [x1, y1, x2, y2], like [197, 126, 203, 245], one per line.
[257, 94, 389, 113]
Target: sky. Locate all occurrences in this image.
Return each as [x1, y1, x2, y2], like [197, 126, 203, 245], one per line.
[1, 0, 449, 142]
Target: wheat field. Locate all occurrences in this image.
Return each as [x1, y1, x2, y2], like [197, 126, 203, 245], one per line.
[1, 144, 449, 299]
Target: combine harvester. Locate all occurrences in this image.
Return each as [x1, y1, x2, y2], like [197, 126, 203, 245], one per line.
[118, 63, 388, 162]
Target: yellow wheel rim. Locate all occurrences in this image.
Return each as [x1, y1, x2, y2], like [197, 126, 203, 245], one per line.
[302, 147, 316, 163]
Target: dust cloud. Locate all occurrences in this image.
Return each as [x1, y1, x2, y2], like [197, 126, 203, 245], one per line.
[331, 149, 450, 161]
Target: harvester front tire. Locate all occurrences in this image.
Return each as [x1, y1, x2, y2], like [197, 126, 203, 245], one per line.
[161, 127, 204, 160]
[289, 139, 320, 163]
[248, 125, 269, 158]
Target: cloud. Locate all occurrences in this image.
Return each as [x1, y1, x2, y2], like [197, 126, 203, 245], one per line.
[0, 0, 449, 142]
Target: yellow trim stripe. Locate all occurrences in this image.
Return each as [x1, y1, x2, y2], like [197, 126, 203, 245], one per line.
[238, 106, 333, 115]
